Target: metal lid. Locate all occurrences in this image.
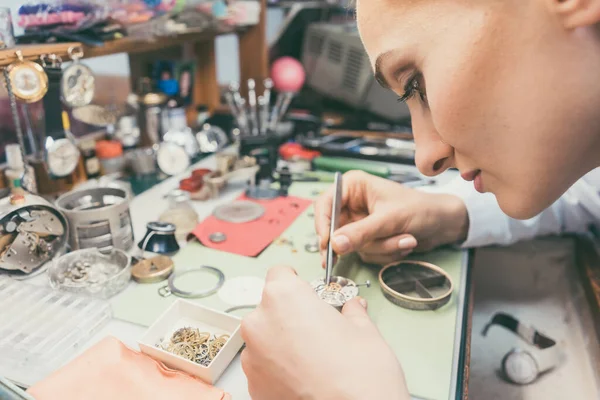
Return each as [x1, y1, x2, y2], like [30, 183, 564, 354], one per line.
[131, 255, 174, 284]
[141, 92, 167, 106]
[146, 221, 176, 234]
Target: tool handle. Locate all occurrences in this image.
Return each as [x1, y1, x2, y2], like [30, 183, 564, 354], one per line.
[312, 157, 390, 178]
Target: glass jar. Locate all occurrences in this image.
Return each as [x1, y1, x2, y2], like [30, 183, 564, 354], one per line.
[159, 190, 199, 242]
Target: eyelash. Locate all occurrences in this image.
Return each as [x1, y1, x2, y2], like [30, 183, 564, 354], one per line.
[397, 73, 427, 104]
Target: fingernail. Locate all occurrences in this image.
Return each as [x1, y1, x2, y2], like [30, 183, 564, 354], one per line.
[398, 237, 417, 250]
[358, 297, 368, 309]
[332, 235, 350, 253]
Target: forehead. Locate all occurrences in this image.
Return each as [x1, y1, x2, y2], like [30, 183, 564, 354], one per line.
[356, 0, 425, 65]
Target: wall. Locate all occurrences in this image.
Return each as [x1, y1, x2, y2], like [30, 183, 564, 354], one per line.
[3, 1, 284, 83]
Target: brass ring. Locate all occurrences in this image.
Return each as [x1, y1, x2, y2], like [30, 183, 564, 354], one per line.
[378, 260, 454, 311]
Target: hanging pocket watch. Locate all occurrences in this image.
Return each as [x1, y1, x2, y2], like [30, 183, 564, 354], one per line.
[5, 50, 48, 103]
[61, 46, 95, 108]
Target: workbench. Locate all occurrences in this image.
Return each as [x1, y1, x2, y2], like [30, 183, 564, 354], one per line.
[19, 152, 473, 400]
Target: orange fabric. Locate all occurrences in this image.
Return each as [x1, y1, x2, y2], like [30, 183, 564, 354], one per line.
[27, 336, 231, 400]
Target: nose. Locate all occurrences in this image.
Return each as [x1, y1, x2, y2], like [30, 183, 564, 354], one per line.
[412, 117, 454, 177]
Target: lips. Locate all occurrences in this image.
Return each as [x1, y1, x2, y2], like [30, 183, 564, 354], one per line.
[461, 170, 484, 193]
[461, 170, 480, 182]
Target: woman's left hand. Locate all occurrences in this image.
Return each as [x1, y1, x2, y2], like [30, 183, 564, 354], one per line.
[241, 266, 410, 400]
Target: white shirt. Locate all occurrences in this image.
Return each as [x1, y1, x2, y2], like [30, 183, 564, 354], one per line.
[435, 168, 600, 248]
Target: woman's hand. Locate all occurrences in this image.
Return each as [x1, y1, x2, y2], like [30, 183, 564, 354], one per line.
[315, 171, 469, 266]
[241, 266, 410, 400]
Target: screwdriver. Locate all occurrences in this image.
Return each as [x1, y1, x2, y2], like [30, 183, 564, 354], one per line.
[312, 156, 436, 186]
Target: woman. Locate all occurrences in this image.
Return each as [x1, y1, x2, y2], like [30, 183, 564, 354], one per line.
[240, 1, 600, 398]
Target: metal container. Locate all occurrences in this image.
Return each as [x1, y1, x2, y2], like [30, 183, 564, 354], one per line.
[137, 222, 180, 256]
[48, 248, 132, 299]
[126, 147, 157, 176]
[0, 192, 69, 277]
[56, 187, 134, 252]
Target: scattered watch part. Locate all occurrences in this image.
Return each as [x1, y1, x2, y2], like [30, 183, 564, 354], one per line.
[131, 255, 174, 284]
[218, 276, 265, 306]
[213, 201, 265, 223]
[158, 266, 225, 299]
[224, 304, 257, 316]
[209, 232, 227, 243]
[304, 236, 319, 253]
[156, 141, 191, 176]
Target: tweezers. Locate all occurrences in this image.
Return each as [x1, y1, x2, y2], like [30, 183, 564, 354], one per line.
[325, 172, 343, 285]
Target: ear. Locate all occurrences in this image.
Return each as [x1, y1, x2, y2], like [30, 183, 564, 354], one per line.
[549, 0, 600, 29]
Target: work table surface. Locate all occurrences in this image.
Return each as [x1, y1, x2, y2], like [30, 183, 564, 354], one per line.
[21, 153, 470, 400]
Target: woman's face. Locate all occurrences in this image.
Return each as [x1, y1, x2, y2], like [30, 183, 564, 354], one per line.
[357, 0, 600, 219]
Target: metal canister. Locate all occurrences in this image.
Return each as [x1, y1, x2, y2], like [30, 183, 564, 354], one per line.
[56, 187, 134, 252]
[136, 79, 168, 147]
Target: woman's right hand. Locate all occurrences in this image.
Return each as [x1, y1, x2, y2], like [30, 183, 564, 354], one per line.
[314, 171, 470, 266]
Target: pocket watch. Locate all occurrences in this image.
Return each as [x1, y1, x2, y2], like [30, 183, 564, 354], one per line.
[46, 138, 81, 178]
[5, 50, 48, 103]
[156, 142, 191, 176]
[61, 46, 95, 108]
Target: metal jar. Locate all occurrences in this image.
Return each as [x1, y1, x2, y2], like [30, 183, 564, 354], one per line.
[56, 187, 134, 252]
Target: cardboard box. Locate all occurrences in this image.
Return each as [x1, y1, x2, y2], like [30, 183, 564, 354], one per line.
[139, 299, 244, 384]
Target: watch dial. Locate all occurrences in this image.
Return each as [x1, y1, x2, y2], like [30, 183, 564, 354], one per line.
[157, 143, 190, 176]
[62, 64, 95, 107]
[503, 350, 538, 385]
[48, 139, 81, 177]
[12, 67, 41, 98]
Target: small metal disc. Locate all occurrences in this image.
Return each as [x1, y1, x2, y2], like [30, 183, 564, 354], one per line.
[213, 201, 265, 223]
[209, 232, 227, 243]
[304, 237, 319, 253]
[132, 255, 174, 284]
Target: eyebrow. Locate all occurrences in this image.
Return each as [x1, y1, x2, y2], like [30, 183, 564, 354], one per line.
[374, 51, 393, 89]
[374, 51, 415, 91]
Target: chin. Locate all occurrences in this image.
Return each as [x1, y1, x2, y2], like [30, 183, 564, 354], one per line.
[495, 192, 553, 220]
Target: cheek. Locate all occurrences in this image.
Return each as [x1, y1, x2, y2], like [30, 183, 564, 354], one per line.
[425, 17, 504, 156]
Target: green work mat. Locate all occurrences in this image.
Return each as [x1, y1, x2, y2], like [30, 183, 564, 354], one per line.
[111, 182, 465, 400]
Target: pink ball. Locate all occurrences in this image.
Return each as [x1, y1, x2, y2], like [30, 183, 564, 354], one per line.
[270, 57, 306, 93]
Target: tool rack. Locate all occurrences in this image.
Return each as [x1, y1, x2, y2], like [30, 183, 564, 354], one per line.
[0, 0, 269, 121]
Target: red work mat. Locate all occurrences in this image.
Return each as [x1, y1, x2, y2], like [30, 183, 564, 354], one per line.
[191, 194, 312, 257]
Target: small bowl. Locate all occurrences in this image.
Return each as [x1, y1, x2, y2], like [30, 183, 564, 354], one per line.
[48, 248, 131, 299]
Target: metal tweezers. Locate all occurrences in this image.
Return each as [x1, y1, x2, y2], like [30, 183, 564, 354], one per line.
[325, 172, 343, 286]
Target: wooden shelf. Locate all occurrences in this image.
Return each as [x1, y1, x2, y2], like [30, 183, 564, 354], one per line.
[0, 0, 268, 125]
[0, 28, 238, 67]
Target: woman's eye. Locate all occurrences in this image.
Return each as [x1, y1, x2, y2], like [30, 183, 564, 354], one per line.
[397, 74, 427, 104]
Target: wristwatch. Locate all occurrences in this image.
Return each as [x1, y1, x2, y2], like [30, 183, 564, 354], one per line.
[482, 312, 564, 385]
[43, 61, 80, 178]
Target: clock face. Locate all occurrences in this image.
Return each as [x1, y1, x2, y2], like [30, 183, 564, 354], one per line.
[47, 139, 81, 177]
[503, 350, 538, 385]
[156, 142, 190, 176]
[8, 61, 48, 103]
[61, 63, 95, 108]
